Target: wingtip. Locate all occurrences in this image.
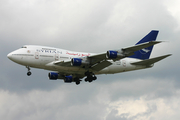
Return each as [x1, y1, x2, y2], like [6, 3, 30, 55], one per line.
[149, 41, 162, 44]
[167, 54, 172, 57]
[155, 41, 162, 43]
[162, 54, 172, 58]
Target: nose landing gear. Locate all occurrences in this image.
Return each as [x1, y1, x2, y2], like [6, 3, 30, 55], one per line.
[26, 66, 32, 76]
[27, 71, 32, 76]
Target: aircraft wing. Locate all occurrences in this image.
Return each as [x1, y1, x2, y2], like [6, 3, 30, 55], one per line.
[131, 54, 172, 66]
[53, 59, 72, 67]
[87, 41, 162, 64]
[91, 60, 112, 71]
[88, 41, 161, 58]
[52, 41, 161, 71]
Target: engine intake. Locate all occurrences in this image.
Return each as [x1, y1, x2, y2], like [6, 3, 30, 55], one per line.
[71, 58, 82, 66]
[107, 50, 124, 59]
[48, 72, 58, 80]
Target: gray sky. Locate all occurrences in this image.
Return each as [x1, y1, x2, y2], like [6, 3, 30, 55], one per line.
[0, 0, 179, 120]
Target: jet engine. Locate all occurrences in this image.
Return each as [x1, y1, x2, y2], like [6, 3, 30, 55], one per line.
[106, 50, 124, 59]
[64, 76, 73, 83]
[71, 58, 89, 66]
[48, 72, 64, 80]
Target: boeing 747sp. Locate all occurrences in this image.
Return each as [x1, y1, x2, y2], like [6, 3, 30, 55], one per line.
[7, 30, 171, 85]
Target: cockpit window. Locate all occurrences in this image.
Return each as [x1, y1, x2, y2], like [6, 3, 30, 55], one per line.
[21, 46, 27, 48]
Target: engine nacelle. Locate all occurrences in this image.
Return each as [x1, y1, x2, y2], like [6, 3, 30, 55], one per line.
[48, 72, 64, 80]
[48, 72, 58, 80]
[71, 58, 89, 66]
[64, 76, 73, 83]
[71, 58, 82, 66]
[107, 50, 124, 59]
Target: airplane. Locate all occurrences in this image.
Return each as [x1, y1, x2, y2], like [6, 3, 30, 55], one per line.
[7, 30, 171, 85]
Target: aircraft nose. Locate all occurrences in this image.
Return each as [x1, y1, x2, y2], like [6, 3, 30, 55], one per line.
[7, 52, 13, 60]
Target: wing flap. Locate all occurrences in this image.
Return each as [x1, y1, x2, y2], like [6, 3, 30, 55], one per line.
[131, 54, 172, 66]
[92, 60, 112, 71]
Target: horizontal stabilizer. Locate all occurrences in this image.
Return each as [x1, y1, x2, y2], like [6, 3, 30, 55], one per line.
[131, 54, 172, 66]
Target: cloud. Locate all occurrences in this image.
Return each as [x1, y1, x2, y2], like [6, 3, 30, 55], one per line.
[106, 95, 180, 120]
[0, 78, 180, 120]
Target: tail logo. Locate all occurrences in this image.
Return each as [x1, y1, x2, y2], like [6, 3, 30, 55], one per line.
[140, 48, 150, 54]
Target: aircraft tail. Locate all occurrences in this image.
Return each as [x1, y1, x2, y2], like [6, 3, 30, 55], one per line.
[129, 30, 159, 60]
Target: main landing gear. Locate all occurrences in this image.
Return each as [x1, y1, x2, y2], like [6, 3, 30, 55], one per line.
[26, 66, 32, 76]
[76, 81, 80, 85]
[74, 77, 81, 85]
[84, 71, 97, 83]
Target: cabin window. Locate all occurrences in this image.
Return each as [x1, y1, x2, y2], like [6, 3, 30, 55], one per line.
[21, 46, 27, 48]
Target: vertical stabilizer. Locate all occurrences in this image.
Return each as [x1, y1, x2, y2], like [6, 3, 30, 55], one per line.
[129, 30, 159, 60]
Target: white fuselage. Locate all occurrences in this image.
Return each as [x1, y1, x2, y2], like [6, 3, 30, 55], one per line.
[7, 45, 149, 75]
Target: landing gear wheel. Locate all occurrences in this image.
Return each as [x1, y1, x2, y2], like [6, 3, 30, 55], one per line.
[26, 66, 32, 76]
[76, 81, 80, 85]
[92, 76, 97, 80]
[74, 77, 81, 85]
[88, 79, 93, 83]
[87, 75, 93, 83]
[27, 71, 32, 76]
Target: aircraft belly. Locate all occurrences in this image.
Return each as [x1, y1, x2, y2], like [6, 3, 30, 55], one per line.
[97, 60, 138, 74]
[96, 68, 109, 74]
[45, 65, 86, 73]
[108, 65, 125, 73]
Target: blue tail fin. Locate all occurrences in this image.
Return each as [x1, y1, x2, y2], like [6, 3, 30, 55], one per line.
[129, 30, 159, 60]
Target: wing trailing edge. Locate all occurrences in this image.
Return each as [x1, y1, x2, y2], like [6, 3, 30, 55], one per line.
[91, 60, 112, 71]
